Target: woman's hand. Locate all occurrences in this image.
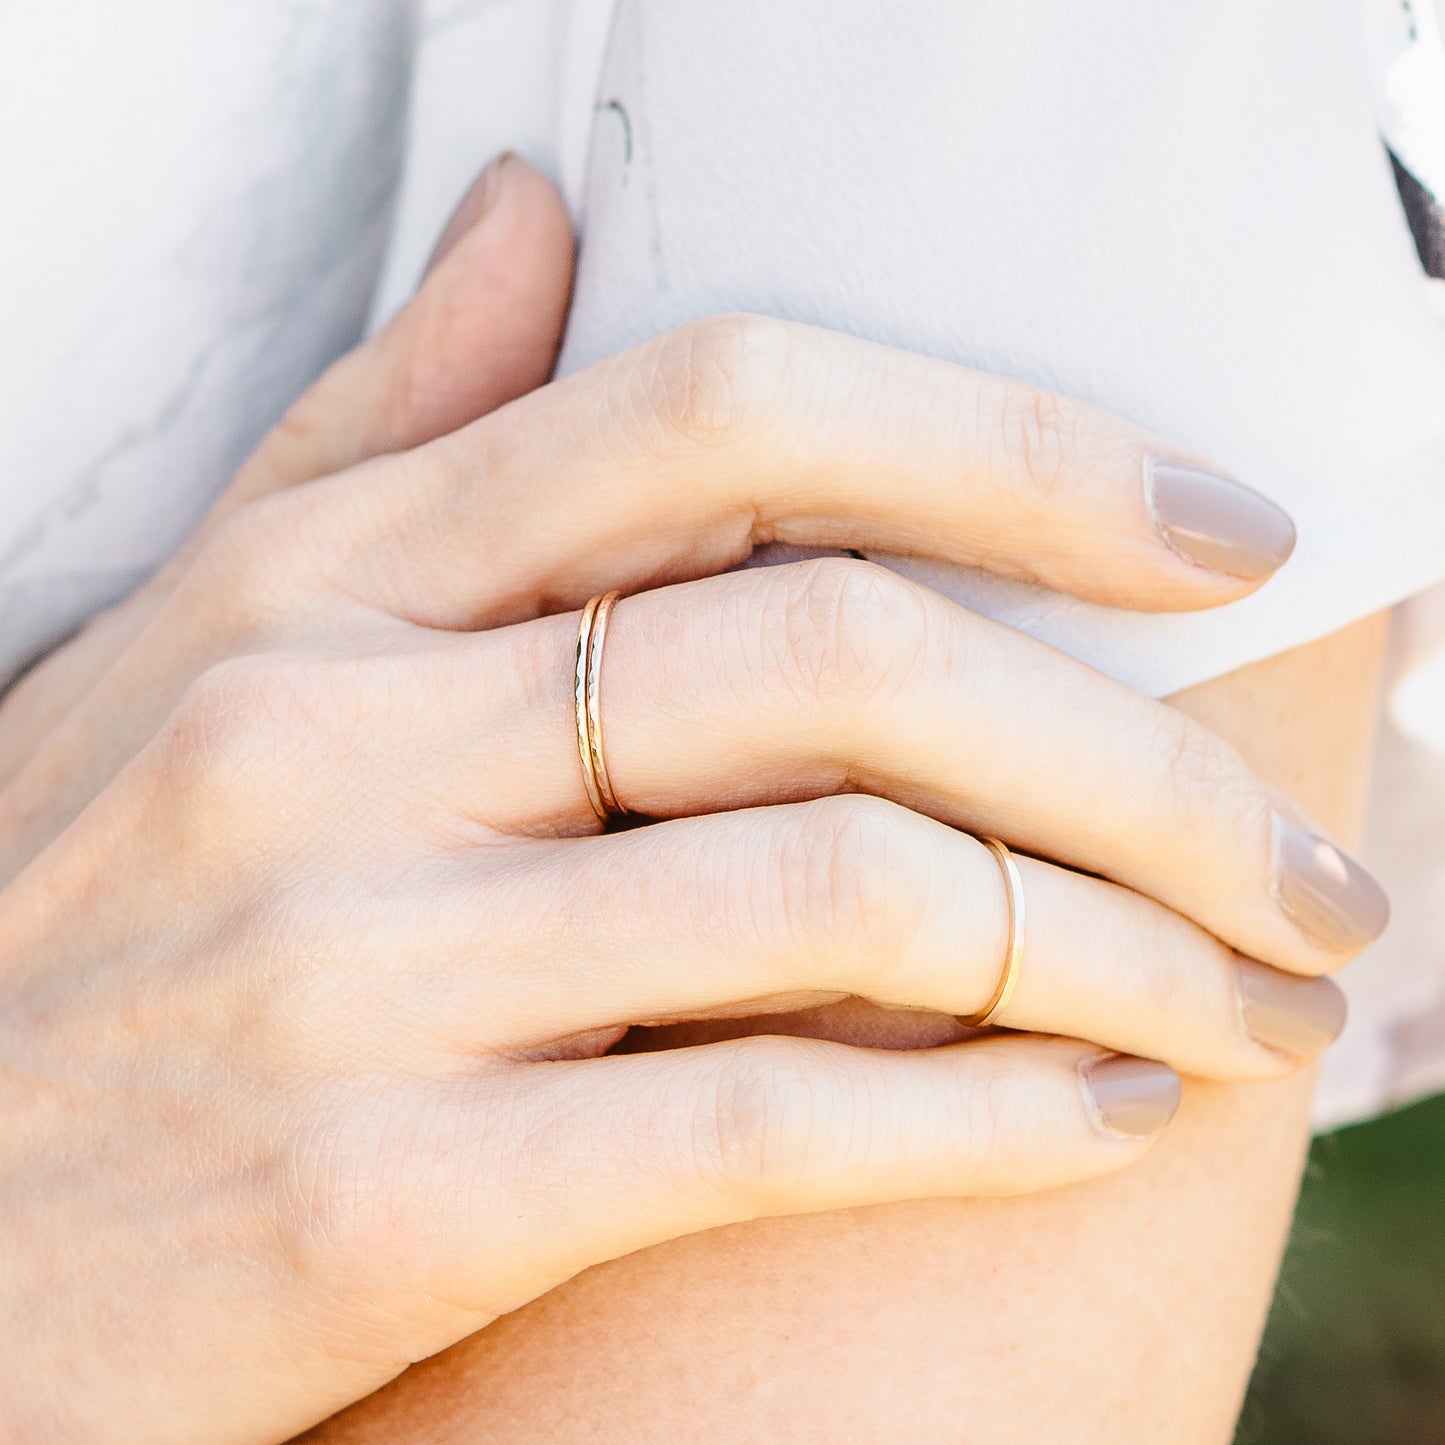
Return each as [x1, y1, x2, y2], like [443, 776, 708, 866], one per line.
[0, 302, 1384, 1441]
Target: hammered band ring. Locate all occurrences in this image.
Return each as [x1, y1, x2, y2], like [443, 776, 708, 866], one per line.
[575, 591, 629, 822]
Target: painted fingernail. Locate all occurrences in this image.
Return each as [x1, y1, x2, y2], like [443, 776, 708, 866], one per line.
[1079, 1055, 1182, 1138]
[1271, 816, 1390, 952]
[1236, 957, 1348, 1059]
[423, 152, 516, 278]
[1147, 460, 1297, 580]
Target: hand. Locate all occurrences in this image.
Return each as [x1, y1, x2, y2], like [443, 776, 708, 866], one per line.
[0, 294, 1383, 1441]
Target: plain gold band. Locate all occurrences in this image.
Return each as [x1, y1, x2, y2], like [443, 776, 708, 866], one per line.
[575, 591, 628, 823]
[957, 836, 1026, 1027]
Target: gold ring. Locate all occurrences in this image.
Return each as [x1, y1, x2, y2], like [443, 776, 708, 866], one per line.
[574, 591, 629, 822]
[957, 837, 1025, 1027]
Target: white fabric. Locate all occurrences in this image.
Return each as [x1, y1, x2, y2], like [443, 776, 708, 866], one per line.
[368, 0, 570, 329]
[0, 0, 416, 682]
[558, 0, 1445, 699]
[3, 0, 1445, 1129]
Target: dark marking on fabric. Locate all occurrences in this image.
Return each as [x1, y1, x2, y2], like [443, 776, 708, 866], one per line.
[598, 98, 634, 166]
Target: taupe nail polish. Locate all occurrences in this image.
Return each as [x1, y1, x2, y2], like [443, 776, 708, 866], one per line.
[1147, 460, 1297, 580]
[423, 151, 515, 278]
[1079, 1055, 1182, 1138]
[1236, 958, 1348, 1058]
[1272, 816, 1390, 952]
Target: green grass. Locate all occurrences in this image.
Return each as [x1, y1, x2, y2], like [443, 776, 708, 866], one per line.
[1237, 1091, 1445, 1444]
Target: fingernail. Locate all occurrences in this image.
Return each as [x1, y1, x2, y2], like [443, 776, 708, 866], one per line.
[1236, 957, 1348, 1058]
[1079, 1055, 1182, 1138]
[423, 152, 516, 278]
[1271, 816, 1390, 952]
[1146, 459, 1297, 580]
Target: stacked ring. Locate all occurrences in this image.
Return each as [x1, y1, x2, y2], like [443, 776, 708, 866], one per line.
[575, 591, 630, 823]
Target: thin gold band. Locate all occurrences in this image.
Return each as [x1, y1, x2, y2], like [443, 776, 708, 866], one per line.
[586, 591, 627, 817]
[957, 837, 1026, 1027]
[574, 596, 607, 821]
[575, 591, 628, 822]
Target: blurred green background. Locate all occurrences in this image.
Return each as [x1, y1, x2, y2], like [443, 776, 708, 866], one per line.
[1236, 1092, 1445, 1444]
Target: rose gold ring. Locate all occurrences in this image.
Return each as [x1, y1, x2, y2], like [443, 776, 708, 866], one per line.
[574, 591, 629, 822]
[957, 837, 1026, 1027]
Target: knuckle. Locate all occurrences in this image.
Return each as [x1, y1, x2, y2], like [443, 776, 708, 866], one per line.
[265, 1093, 405, 1295]
[689, 1039, 834, 1198]
[159, 655, 319, 802]
[1150, 706, 1264, 844]
[772, 795, 933, 982]
[264, 1121, 343, 1286]
[621, 312, 790, 455]
[201, 491, 300, 585]
[187, 491, 324, 634]
[1119, 901, 1199, 1024]
[977, 377, 1088, 503]
[954, 1049, 1021, 1170]
[770, 556, 929, 708]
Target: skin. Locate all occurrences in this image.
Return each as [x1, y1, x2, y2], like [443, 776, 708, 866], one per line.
[303, 613, 1384, 1444]
[0, 161, 1384, 1442]
[287, 164, 1386, 1441]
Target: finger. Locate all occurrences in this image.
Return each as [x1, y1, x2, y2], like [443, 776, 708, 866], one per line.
[316, 312, 1295, 628]
[422, 798, 1345, 1080]
[383, 558, 1386, 970]
[412, 1036, 1180, 1321]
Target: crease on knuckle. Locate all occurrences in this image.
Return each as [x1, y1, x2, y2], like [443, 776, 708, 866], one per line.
[199, 452, 423, 627]
[688, 1039, 833, 1200]
[191, 491, 323, 627]
[1151, 706, 1266, 849]
[617, 313, 789, 460]
[264, 1092, 408, 1304]
[769, 557, 929, 714]
[1119, 897, 1203, 1026]
[159, 656, 319, 804]
[978, 378, 1072, 500]
[974, 376, 1118, 520]
[772, 795, 932, 994]
[272, 1080, 470, 1302]
[265, 1118, 345, 1292]
[955, 1050, 1019, 1175]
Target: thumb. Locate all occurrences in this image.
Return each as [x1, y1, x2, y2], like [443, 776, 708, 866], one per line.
[223, 152, 574, 514]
